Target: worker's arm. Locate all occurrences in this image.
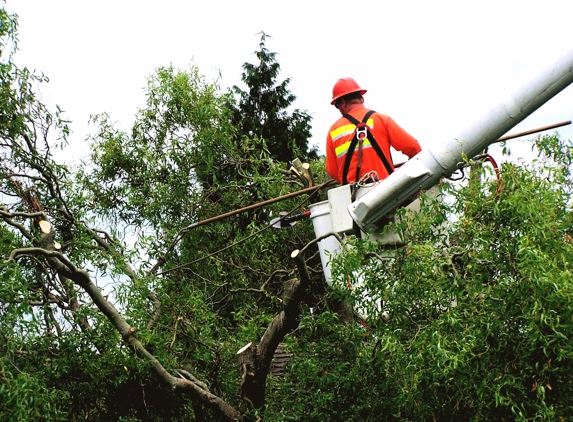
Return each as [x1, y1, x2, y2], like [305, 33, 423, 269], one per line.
[385, 116, 421, 158]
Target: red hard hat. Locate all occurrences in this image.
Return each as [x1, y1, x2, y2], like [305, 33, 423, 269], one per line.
[331, 78, 367, 105]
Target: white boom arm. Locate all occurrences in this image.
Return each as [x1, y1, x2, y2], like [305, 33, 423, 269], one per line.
[349, 49, 573, 232]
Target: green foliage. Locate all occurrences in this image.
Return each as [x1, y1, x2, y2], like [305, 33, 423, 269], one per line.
[267, 311, 382, 421]
[268, 134, 573, 421]
[0, 8, 17, 61]
[65, 30, 323, 420]
[230, 32, 318, 165]
[3, 8, 573, 420]
[0, 365, 70, 421]
[81, 64, 237, 228]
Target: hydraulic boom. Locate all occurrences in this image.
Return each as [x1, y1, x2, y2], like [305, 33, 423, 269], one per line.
[349, 49, 573, 232]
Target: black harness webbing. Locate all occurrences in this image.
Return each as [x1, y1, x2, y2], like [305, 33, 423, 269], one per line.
[341, 110, 394, 185]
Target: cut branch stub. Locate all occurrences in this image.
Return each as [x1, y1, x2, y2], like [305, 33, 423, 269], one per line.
[38, 220, 51, 234]
[237, 342, 253, 355]
[290, 158, 313, 188]
[237, 342, 258, 409]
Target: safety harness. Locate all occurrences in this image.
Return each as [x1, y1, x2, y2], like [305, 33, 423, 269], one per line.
[340, 110, 396, 237]
[341, 110, 394, 185]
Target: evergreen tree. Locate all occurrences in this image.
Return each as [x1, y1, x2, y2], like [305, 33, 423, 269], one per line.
[230, 32, 318, 164]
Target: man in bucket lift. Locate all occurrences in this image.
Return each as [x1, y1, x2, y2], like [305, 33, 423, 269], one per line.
[326, 78, 422, 186]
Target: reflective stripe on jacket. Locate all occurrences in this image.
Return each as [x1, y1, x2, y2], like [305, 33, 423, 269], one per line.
[332, 118, 375, 158]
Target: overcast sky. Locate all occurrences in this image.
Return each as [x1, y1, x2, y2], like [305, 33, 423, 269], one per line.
[7, 0, 573, 165]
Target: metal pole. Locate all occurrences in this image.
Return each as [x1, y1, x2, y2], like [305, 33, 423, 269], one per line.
[495, 120, 571, 142]
[182, 180, 335, 231]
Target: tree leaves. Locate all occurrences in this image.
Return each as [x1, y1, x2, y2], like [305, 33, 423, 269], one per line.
[3, 9, 573, 420]
[230, 32, 318, 165]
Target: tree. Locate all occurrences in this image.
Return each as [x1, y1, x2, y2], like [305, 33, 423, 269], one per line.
[230, 32, 318, 165]
[265, 136, 573, 421]
[81, 61, 329, 418]
[1, 11, 328, 420]
[2, 9, 573, 421]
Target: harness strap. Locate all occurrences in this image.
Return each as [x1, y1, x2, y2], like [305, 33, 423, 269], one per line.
[341, 110, 394, 185]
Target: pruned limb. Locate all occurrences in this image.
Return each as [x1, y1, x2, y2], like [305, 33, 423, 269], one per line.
[290, 158, 314, 188]
[236, 248, 314, 411]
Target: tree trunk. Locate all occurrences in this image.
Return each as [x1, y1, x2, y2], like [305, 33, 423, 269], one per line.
[236, 250, 312, 412]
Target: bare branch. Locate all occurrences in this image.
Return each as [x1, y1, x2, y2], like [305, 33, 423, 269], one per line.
[300, 231, 344, 256]
[146, 291, 161, 330]
[1, 215, 34, 241]
[229, 269, 290, 295]
[0, 208, 48, 221]
[175, 369, 211, 392]
[7, 247, 78, 274]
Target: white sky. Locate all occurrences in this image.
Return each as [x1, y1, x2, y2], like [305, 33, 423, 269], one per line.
[7, 0, 573, 166]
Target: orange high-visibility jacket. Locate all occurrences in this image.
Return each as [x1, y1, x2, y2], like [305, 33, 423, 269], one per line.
[325, 107, 421, 184]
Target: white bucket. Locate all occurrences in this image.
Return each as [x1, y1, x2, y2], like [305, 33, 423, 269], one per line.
[309, 200, 341, 285]
[309, 197, 383, 321]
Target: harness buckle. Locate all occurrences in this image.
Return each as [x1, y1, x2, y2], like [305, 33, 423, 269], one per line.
[356, 124, 368, 141]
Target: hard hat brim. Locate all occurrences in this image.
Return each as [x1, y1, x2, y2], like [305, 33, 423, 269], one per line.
[330, 89, 367, 105]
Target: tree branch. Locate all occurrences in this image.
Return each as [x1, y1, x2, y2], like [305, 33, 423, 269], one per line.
[236, 247, 314, 410]
[5, 246, 242, 421]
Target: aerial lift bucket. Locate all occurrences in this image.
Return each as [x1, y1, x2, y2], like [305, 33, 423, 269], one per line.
[311, 48, 573, 320]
